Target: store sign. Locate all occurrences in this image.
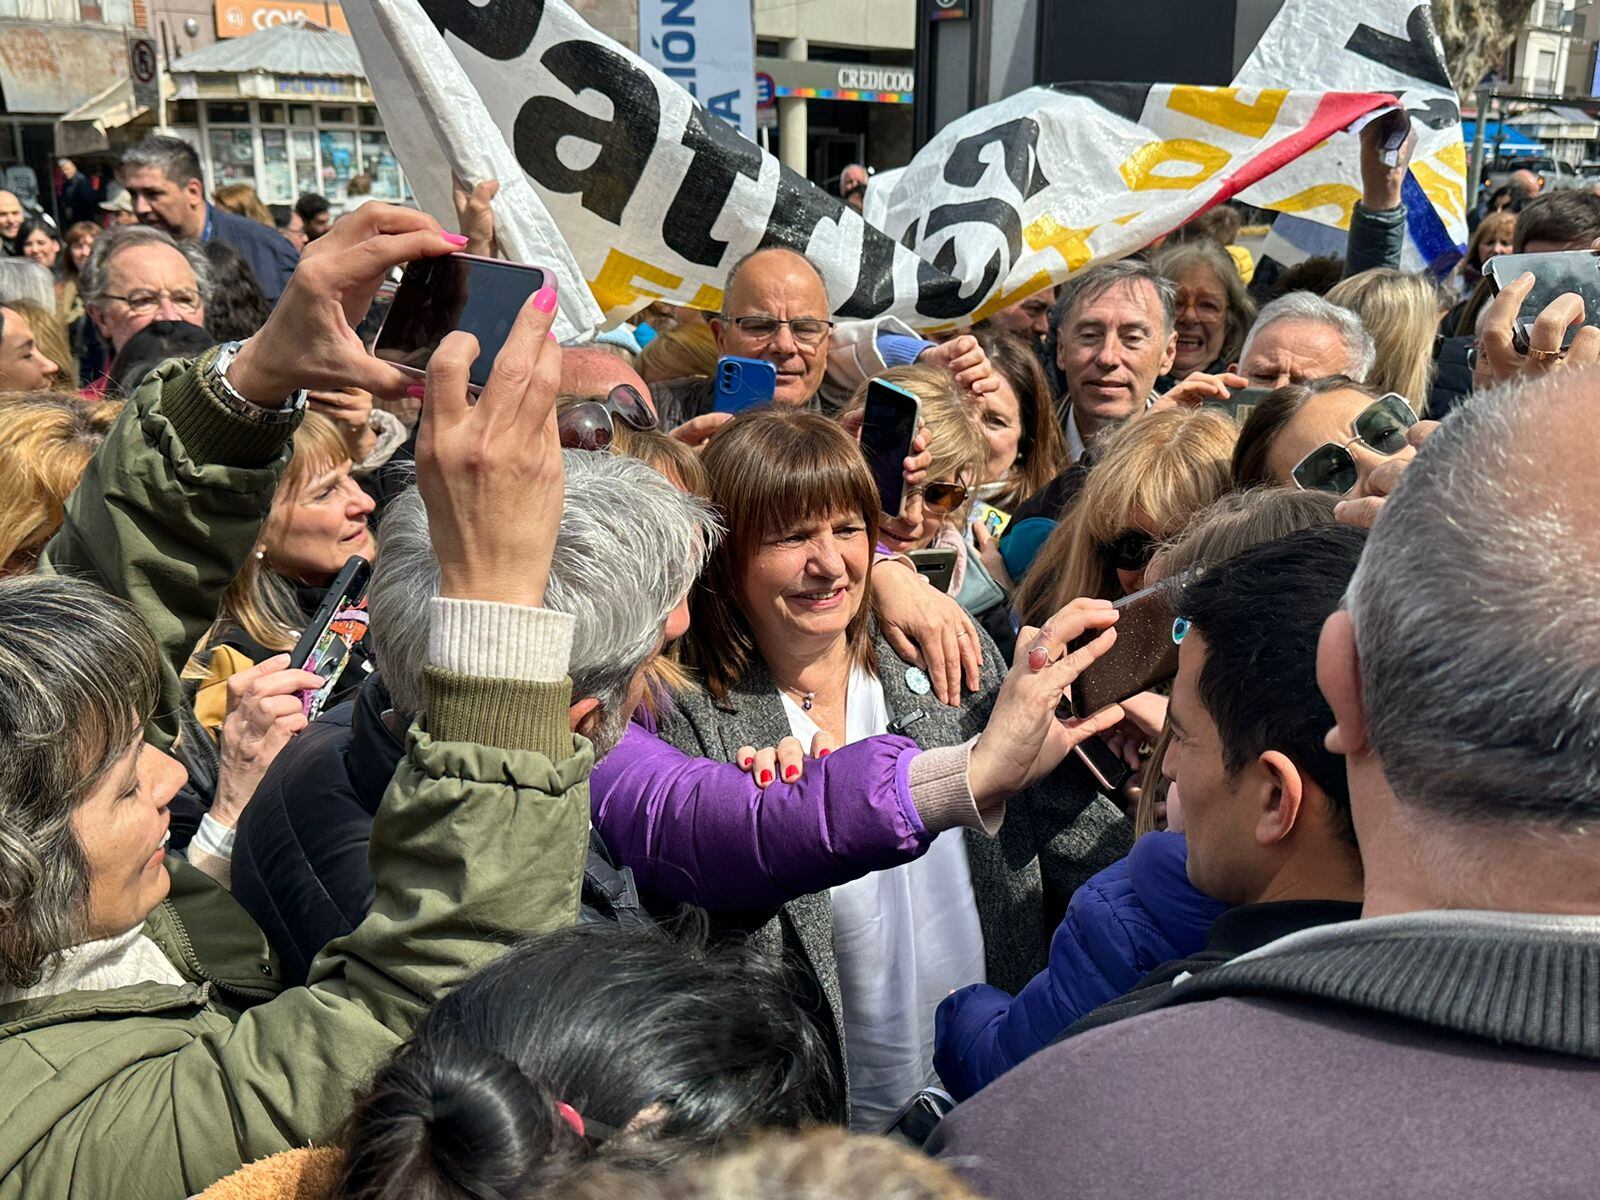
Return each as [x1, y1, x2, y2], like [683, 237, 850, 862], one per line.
[347, 0, 1465, 338]
[275, 75, 357, 96]
[754, 56, 915, 103]
[215, 0, 351, 37]
[639, 0, 756, 138]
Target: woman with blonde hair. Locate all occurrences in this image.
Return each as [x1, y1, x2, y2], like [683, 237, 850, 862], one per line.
[1325, 268, 1438, 415]
[638, 322, 718, 385]
[0, 392, 117, 574]
[213, 182, 276, 228]
[6, 298, 78, 391]
[1015, 407, 1237, 628]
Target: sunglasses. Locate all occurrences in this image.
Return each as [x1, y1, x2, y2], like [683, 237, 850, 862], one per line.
[923, 480, 970, 514]
[557, 384, 658, 451]
[1289, 393, 1416, 495]
[1100, 529, 1158, 573]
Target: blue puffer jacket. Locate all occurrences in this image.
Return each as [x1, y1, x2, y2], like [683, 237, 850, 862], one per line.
[933, 830, 1227, 1099]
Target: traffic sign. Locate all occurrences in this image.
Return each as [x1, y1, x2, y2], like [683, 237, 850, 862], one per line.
[755, 71, 776, 109]
[129, 35, 160, 113]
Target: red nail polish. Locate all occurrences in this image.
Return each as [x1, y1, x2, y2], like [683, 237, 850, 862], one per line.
[819, 749, 831, 758]
[532, 286, 558, 313]
[740, 756, 753, 768]
[405, 383, 426, 399]
[440, 232, 469, 247]
[758, 770, 773, 785]
[784, 766, 799, 781]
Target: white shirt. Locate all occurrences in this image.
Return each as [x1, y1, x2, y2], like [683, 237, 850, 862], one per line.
[780, 665, 986, 1131]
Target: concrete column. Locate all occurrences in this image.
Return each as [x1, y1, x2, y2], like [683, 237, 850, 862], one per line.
[778, 35, 808, 177]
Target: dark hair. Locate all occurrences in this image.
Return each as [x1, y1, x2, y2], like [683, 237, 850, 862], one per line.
[199, 239, 271, 342]
[15, 218, 58, 263]
[1262, 256, 1345, 300]
[295, 192, 332, 223]
[971, 327, 1067, 510]
[121, 134, 203, 187]
[268, 203, 294, 230]
[1178, 525, 1367, 845]
[1231, 375, 1378, 488]
[1513, 190, 1600, 253]
[1043, 259, 1177, 396]
[339, 926, 836, 1200]
[107, 319, 217, 398]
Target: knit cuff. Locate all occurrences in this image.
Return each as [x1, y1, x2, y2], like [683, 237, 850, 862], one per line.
[878, 332, 938, 367]
[428, 598, 574, 683]
[424, 669, 573, 759]
[159, 347, 303, 468]
[909, 738, 1002, 836]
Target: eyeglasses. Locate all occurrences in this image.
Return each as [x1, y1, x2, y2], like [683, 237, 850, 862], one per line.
[727, 315, 835, 347]
[98, 288, 203, 316]
[922, 480, 970, 514]
[1289, 393, 1416, 495]
[557, 384, 658, 451]
[1099, 529, 1158, 572]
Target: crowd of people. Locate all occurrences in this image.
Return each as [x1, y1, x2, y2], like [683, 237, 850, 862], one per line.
[0, 109, 1598, 1200]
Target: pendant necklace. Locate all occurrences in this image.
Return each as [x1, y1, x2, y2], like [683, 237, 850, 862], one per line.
[783, 686, 816, 712]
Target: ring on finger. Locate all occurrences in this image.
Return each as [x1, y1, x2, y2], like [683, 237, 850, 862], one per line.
[1527, 347, 1563, 363]
[1027, 644, 1053, 672]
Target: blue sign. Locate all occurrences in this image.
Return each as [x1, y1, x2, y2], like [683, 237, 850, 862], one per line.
[755, 71, 775, 109]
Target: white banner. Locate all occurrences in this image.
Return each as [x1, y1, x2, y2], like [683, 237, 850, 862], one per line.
[346, 0, 1464, 337]
[639, 0, 756, 139]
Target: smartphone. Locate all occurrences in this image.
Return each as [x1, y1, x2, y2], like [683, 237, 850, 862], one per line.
[1057, 576, 1186, 721]
[373, 254, 554, 391]
[713, 355, 777, 414]
[1206, 385, 1275, 425]
[908, 547, 958, 592]
[1074, 736, 1134, 795]
[859, 378, 921, 518]
[972, 501, 1011, 538]
[1487, 249, 1600, 352]
[288, 555, 372, 721]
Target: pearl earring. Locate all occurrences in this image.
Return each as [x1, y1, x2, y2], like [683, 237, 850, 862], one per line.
[255, 549, 265, 561]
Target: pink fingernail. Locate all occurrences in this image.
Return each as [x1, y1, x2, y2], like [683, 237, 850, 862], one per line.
[532, 286, 558, 313]
[441, 232, 469, 247]
[405, 383, 426, 399]
[547, 332, 558, 342]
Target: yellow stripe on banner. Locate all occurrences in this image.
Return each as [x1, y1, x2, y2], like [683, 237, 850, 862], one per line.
[1166, 86, 1289, 140]
[964, 269, 1059, 325]
[688, 283, 723, 312]
[1437, 141, 1468, 174]
[1024, 216, 1100, 272]
[1119, 139, 1232, 191]
[1412, 161, 1465, 223]
[588, 248, 683, 318]
[1269, 182, 1361, 230]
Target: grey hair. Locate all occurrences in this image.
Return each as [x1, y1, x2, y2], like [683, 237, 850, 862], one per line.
[79, 225, 213, 307]
[120, 134, 204, 188]
[0, 574, 161, 987]
[1238, 292, 1376, 381]
[368, 453, 720, 758]
[1346, 370, 1600, 829]
[0, 259, 57, 311]
[1051, 259, 1179, 339]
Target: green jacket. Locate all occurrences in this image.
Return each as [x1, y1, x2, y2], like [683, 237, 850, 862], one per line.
[3, 357, 592, 1197]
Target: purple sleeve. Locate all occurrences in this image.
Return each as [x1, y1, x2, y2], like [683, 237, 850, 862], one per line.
[591, 722, 932, 911]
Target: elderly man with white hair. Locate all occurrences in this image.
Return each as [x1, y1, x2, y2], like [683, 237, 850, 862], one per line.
[1232, 292, 1376, 390]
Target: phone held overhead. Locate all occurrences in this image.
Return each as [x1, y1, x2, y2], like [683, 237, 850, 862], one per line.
[859, 378, 921, 519]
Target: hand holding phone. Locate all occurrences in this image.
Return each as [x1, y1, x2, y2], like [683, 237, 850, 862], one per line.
[714, 356, 778, 414]
[859, 379, 922, 518]
[288, 556, 372, 721]
[1486, 250, 1600, 354]
[1057, 577, 1189, 721]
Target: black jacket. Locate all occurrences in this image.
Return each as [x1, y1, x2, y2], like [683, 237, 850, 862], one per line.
[233, 673, 648, 985]
[206, 204, 299, 304]
[1058, 898, 1361, 1040]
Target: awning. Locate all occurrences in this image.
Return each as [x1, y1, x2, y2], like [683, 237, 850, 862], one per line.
[1460, 121, 1541, 150]
[0, 21, 129, 114]
[55, 74, 169, 157]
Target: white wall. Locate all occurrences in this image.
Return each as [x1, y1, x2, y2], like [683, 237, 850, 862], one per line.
[755, 0, 914, 52]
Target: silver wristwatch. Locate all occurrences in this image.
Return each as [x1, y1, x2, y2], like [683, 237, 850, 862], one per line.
[207, 340, 307, 422]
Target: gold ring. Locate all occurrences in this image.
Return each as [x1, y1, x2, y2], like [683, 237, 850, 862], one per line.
[1527, 347, 1563, 363]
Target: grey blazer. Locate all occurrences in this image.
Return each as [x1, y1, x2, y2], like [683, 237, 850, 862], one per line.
[654, 622, 1134, 1109]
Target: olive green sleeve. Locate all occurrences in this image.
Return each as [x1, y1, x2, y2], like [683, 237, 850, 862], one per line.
[38, 351, 300, 751]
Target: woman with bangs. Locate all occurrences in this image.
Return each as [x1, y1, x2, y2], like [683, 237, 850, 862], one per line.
[619, 406, 1134, 1131]
[1015, 407, 1238, 629]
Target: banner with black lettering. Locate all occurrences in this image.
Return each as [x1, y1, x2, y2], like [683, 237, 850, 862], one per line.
[345, 0, 1463, 338]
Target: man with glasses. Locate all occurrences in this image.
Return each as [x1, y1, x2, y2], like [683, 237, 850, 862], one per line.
[80, 226, 210, 372]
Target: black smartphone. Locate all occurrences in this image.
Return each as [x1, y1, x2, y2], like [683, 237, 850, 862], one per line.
[1486, 249, 1600, 352]
[288, 555, 372, 721]
[859, 379, 921, 518]
[373, 254, 554, 391]
[1207, 385, 1275, 425]
[1057, 576, 1188, 721]
[1074, 735, 1135, 795]
[908, 547, 958, 592]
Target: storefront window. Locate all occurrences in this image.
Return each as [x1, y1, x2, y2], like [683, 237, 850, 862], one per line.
[261, 129, 292, 203]
[360, 105, 382, 127]
[259, 103, 285, 124]
[290, 104, 316, 127]
[359, 132, 403, 199]
[206, 102, 252, 125]
[319, 129, 357, 202]
[209, 128, 257, 187]
[291, 128, 318, 199]
[320, 106, 354, 125]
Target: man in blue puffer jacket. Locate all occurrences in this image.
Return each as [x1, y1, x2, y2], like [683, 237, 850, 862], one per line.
[935, 829, 1226, 1100]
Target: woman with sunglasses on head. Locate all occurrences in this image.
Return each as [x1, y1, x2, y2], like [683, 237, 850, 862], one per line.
[1231, 376, 1417, 498]
[1015, 408, 1237, 630]
[593, 404, 1132, 1132]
